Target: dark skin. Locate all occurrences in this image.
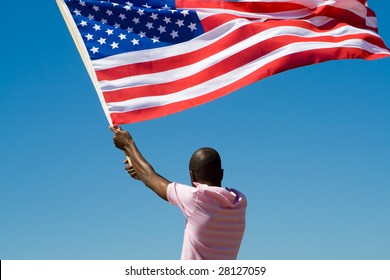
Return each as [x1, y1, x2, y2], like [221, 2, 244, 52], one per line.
[110, 126, 224, 201]
[189, 148, 224, 187]
[110, 126, 170, 201]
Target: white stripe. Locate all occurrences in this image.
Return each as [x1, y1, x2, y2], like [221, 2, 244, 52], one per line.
[100, 24, 383, 91]
[366, 16, 377, 29]
[107, 39, 389, 113]
[304, 16, 334, 27]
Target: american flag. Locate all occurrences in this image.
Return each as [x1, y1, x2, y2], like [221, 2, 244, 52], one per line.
[57, 0, 390, 125]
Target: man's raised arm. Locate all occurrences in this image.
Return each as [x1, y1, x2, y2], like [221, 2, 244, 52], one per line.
[110, 126, 170, 201]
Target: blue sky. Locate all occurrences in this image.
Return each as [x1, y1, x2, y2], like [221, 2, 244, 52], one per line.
[0, 1, 389, 260]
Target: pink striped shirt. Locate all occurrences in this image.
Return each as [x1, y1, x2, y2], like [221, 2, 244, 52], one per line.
[167, 182, 247, 260]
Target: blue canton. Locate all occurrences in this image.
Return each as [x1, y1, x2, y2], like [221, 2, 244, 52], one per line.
[65, 0, 204, 60]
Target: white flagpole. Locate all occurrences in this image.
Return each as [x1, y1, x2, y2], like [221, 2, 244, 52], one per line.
[57, 0, 133, 166]
[56, 0, 113, 126]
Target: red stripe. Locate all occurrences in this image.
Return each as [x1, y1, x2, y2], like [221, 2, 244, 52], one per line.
[200, 13, 239, 32]
[307, 5, 376, 32]
[175, 0, 306, 13]
[110, 46, 386, 125]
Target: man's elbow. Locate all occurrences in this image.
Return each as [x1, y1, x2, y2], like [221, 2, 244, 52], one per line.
[144, 174, 169, 201]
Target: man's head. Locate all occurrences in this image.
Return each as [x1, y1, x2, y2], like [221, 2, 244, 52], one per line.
[189, 147, 224, 187]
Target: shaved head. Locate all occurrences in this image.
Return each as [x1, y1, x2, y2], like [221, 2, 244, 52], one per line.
[189, 147, 223, 187]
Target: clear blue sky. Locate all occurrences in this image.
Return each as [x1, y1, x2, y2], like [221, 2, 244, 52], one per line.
[0, 1, 389, 260]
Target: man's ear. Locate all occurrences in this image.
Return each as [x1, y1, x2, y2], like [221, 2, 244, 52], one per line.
[190, 170, 197, 186]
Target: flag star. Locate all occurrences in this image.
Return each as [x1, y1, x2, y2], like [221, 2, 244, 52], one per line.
[93, 24, 101, 31]
[114, 23, 121, 28]
[137, 9, 145, 16]
[93, 5, 100, 12]
[80, 20, 88, 27]
[90, 46, 99, 54]
[112, 2, 119, 7]
[119, 33, 127, 40]
[151, 36, 160, 43]
[188, 22, 197, 31]
[176, 19, 184, 27]
[101, 18, 108, 24]
[124, 5, 131, 11]
[146, 22, 154, 29]
[97, 37, 106, 45]
[106, 9, 113, 16]
[143, 3, 152, 9]
[139, 31, 146, 38]
[181, 10, 190, 17]
[170, 30, 179, 39]
[170, 9, 177, 14]
[132, 17, 140, 24]
[88, 14, 94, 20]
[106, 28, 114, 35]
[131, 38, 139, 45]
[110, 42, 119, 49]
[158, 25, 166, 33]
[125, 1, 133, 6]
[119, 13, 126, 20]
[79, 0, 86, 6]
[85, 33, 93, 40]
[163, 17, 171, 24]
[73, 9, 82, 16]
[162, 4, 170, 9]
[150, 13, 158, 20]
[127, 27, 134, 33]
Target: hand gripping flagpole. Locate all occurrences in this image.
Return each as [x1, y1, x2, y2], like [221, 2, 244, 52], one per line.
[109, 126, 133, 167]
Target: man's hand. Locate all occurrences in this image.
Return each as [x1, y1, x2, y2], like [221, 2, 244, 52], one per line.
[110, 126, 132, 151]
[124, 159, 140, 180]
[109, 126, 170, 201]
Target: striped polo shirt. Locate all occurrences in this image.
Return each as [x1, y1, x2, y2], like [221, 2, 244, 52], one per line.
[167, 182, 247, 260]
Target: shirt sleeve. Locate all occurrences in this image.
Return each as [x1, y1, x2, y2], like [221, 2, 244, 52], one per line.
[167, 182, 198, 218]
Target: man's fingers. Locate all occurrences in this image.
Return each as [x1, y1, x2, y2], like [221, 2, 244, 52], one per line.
[125, 166, 139, 180]
[109, 126, 122, 133]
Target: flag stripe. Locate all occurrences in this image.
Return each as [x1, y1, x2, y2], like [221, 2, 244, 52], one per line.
[176, 0, 307, 13]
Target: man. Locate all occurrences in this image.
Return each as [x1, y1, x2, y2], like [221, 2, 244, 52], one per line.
[110, 126, 247, 260]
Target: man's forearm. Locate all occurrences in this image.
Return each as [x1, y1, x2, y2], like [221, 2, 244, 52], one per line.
[123, 140, 155, 184]
[123, 140, 170, 201]
[111, 127, 170, 200]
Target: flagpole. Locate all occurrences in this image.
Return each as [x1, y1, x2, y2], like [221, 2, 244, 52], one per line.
[57, 0, 135, 167]
[56, 0, 113, 126]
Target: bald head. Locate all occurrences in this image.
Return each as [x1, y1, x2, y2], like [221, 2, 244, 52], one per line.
[189, 147, 223, 187]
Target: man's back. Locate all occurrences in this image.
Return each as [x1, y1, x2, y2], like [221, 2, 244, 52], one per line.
[167, 182, 247, 260]
[111, 129, 246, 259]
